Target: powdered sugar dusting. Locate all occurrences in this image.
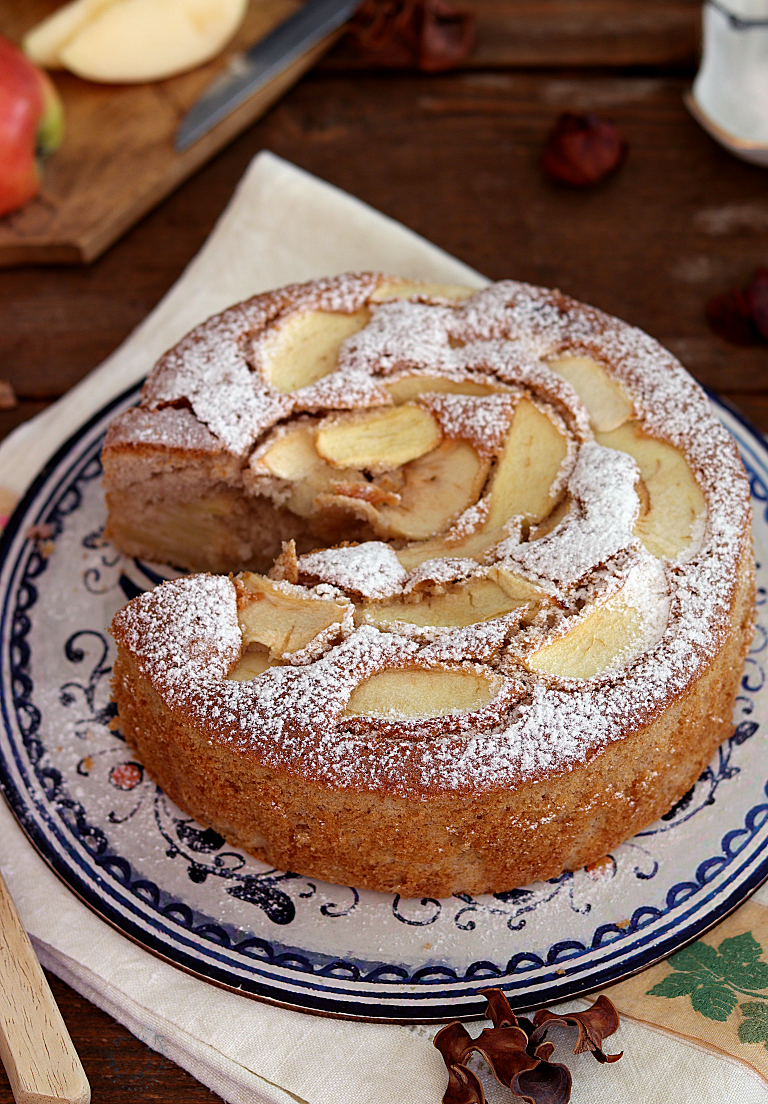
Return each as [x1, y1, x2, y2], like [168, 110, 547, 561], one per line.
[110, 275, 753, 798]
[421, 392, 517, 456]
[297, 542, 407, 599]
[497, 442, 641, 588]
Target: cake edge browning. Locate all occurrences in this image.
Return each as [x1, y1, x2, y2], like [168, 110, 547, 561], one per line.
[110, 533, 755, 899]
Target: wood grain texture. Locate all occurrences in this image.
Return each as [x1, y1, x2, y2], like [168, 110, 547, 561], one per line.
[0, 872, 89, 1104]
[0, 972, 223, 1104]
[0, 1, 340, 266]
[0, 0, 704, 267]
[326, 0, 702, 70]
[3, 70, 768, 398]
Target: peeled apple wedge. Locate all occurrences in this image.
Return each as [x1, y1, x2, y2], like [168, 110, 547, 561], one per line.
[526, 587, 645, 679]
[228, 643, 275, 681]
[371, 440, 489, 541]
[483, 398, 568, 531]
[547, 355, 633, 433]
[236, 573, 349, 659]
[596, 422, 706, 558]
[345, 667, 503, 718]
[260, 310, 371, 393]
[26, 0, 248, 83]
[316, 405, 442, 472]
[359, 577, 529, 629]
[23, 0, 116, 68]
[371, 281, 476, 302]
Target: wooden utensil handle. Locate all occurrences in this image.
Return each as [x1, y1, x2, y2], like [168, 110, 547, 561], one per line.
[0, 870, 90, 1104]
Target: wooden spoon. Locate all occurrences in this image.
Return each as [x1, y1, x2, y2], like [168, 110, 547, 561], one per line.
[0, 869, 90, 1104]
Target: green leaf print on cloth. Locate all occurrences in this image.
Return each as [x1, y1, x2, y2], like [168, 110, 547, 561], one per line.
[648, 932, 768, 1043]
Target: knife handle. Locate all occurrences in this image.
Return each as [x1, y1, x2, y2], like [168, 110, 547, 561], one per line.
[0, 870, 90, 1104]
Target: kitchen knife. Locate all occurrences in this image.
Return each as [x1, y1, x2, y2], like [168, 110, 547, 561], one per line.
[175, 0, 361, 151]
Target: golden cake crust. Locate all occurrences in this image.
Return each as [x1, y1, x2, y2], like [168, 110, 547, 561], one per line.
[106, 274, 755, 897]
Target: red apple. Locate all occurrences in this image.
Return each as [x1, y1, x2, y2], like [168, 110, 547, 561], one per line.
[0, 34, 63, 218]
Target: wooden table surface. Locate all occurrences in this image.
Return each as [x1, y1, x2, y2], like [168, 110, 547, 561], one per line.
[3, 2, 768, 1099]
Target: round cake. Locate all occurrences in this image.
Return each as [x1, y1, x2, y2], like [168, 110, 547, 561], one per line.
[106, 274, 755, 898]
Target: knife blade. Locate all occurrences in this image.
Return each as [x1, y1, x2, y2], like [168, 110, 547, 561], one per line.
[175, 0, 361, 151]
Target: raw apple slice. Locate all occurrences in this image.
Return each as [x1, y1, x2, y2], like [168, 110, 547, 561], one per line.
[236, 573, 349, 658]
[345, 666, 502, 718]
[547, 355, 633, 432]
[483, 398, 568, 532]
[595, 422, 705, 558]
[0, 35, 64, 217]
[316, 404, 441, 471]
[23, 0, 117, 67]
[260, 309, 370, 393]
[54, 0, 248, 83]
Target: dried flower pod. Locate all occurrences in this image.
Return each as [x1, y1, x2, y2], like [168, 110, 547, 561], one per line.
[541, 112, 627, 188]
[530, 994, 623, 1064]
[434, 990, 622, 1104]
[471, 1024, 539, 1088]
[445, 1062, 486, 1104]
[434, 1020, 476, 1068]
[346, 0, 474, 72]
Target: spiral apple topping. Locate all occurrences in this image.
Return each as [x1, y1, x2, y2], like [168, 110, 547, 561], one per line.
[106, 276, 745, 739]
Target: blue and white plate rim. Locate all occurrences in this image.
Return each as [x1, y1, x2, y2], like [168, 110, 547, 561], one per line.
[0, 383, 767, 1023]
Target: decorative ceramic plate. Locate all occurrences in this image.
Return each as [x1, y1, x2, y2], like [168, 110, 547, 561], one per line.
[1, 386, 767, 1023]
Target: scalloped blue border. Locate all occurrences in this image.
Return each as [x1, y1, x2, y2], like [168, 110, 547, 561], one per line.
[1, 386, 768, 1020]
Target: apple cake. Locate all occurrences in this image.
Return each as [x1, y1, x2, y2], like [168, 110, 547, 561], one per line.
[106, 274, 755, 898]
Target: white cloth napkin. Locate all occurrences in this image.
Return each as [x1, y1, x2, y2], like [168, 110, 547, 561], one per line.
[2, 151, 767, 1104]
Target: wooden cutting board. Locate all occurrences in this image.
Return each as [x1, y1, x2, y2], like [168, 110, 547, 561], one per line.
[0, 1, 341, 266]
